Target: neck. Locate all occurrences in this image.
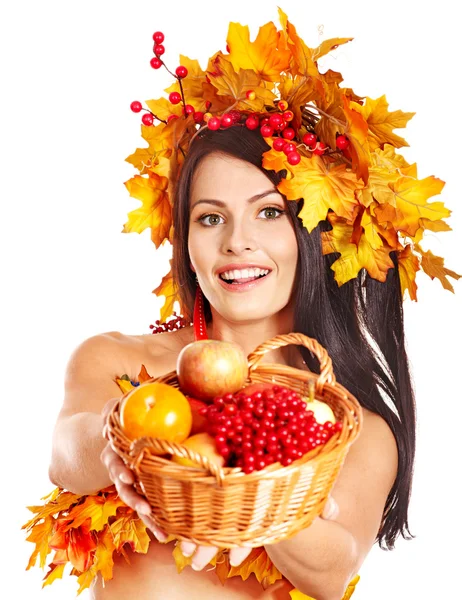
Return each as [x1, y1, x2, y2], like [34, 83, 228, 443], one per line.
[205, 303, 303, 368]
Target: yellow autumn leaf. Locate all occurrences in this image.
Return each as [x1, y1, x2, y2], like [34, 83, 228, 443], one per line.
[343, 94, 371, 184]
[145, 96, 183, 122]
[413, 218, 452, 244]
[63, 495, 124, 532]
[25, 515, 55, 570]
[374, 174, 447, 237]
[312, 37, 354, 61]
[351, 95, 415, 151]
[152, 264, 181, 322]
[123, 173, 172, 248]
[226, 20, 290, 82]
[164, 55, 208, 111]
[322, 214, 394, 284]
[126, 149, 171, 177]
[93, 526, 116, 580]
[277, 155, 361, 232]
[172, 542, 193, 572]
[207, 54, 276, 111]
[398, 244, 420, 301]
[262, 144, 295, 179]
[115, 377, 135, 394]
[42, 563, 66, 588]
[418, 247, 461, 293]
[76, 567, 97, 595]
[23, 491, 82, 529]
[109, 516, 151, 554]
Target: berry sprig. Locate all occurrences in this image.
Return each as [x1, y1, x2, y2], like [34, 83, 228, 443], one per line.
[200, 385, 342, 473]
[149, 311, 191, 334]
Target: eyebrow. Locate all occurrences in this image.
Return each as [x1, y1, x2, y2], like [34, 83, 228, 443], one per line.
[191, 189, 281, 210]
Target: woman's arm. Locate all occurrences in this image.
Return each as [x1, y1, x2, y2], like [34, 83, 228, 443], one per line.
[48, 333, 127, 495]
[264, 411, 399, 600]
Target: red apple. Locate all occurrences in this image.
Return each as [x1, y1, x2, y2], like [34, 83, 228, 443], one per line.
[239, 382, 277, 396]
[187, 396, 208, 434]
[177, 340, 249, 401]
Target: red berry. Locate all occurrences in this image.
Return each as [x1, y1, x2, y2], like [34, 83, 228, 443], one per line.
[336, 135, 350, 150]
[207, 117, 221, 130]
[169, 92, 181, 105]
[313, 142, 327, 155]
[256, 459, 267, 470]
[273, 138, 286, 152]
[130, 101, 142, 113]
[154, 44, 165, 56]
[150, 57, 163, 69]
[245, 116, 259, 130]
[221, 114, 234, 128]
[260, 124, 274, 137]
[176, 65, 188, 78]
[282, 127, 295, 140]
[246, 90, 256, 100]
[205, 100, 212, 110]
[260, 117, 270, 126]
[183, 104, 195, 115]
[193, 111, 205, 124]
[303, 132, 317, 148]
[153, 31, 165, 44]
[287, 151, 301, 166]
[228, 110, 241, 123]
[282, 142, 296, 156]
[142, 113, 154, 126]
[269, 113, 284, 129]
[283, 110, 294, 122]
[167, 114, 179, 122]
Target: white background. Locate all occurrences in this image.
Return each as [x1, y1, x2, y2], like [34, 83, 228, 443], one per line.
[2, 1, 461, 598]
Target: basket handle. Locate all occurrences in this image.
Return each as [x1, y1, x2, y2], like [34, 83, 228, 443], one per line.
[128, 436, 226, 486]
[247, 332, 336, 390]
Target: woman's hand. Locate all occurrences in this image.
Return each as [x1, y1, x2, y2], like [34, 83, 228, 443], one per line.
[99, 398, 168, 542]
[176, 495, 340, 571]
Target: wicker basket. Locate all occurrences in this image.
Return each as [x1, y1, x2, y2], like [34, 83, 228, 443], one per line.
[106, 333, 362, 548]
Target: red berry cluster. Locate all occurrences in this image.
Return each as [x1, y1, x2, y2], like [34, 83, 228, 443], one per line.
[149, 312, 191, 334]
[130, 30, 193, 127]
[200, 385, 342, 473]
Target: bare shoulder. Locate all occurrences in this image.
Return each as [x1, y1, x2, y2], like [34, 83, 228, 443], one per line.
[103, 326, 196, 381]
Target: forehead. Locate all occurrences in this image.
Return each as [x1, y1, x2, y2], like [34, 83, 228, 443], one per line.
[190, 153, 273, 201]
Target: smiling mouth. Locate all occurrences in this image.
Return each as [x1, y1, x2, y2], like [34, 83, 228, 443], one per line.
[219, 272, 270, 285]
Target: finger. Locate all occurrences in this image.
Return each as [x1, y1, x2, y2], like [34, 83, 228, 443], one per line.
[229, 546, 252, 567]
[180, 540, 197, 557]
[101, 398, 119, 421]
[191, 545, 219, 571]
[321, 495, 339, 520]
[139, 513, 168, 542]
[100, 444, 134, 485]
[113, 477, 152, 515]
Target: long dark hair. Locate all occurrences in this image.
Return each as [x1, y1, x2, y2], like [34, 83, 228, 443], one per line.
[171, 125, 416, 550]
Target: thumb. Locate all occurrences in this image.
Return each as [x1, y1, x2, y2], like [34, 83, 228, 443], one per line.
[101, 397, 120, 421]
[321, 495, 339, 520]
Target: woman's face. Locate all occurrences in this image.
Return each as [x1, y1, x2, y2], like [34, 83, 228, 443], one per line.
[188, 152, 299, 323]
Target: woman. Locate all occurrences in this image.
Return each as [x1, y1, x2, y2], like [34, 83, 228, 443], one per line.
[48, 126, 405, 600]
[27, 11, 459, 599]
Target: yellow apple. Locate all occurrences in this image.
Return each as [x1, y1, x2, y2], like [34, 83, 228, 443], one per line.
[303, 398, 336, 425]
[172, 432, 225, 468]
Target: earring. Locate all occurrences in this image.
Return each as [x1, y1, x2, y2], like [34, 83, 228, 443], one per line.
[193, 280, 208, 341]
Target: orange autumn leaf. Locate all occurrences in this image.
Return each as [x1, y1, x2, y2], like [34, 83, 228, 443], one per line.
[49, 518, 97, 573]
[398, 244, 420, 301]
[276, 155, 361, 232]
[312, 36, 354, 61]
[278, 8, 321, 81]
[152, 264, 181, 322]
[207, 54, 276, 111]
[351, 95, 415, 151]
[226, 20, 290, 82]
[413, 217, 452, 244]
[418, 247, 461, 293]
[261, 144, 296, 179]
[93, 526, 116, 581]
[374, 174, 448, 237]
[23, 491, 82, 529]
[123, 173, 172, 248]
[322, 214, 394, 284]
[278, 74, 316, 132]
[227, 547, 282, 587]
[343, 94, 371, 184]
[138, 363, 154, 383]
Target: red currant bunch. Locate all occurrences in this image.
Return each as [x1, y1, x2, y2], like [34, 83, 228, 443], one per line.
[200, 385, 342, 473]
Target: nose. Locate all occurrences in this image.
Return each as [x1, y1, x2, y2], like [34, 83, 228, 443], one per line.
[221, 219, 258, 255]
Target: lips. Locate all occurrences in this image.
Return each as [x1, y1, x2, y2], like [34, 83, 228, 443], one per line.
[217, 270, 272, 293]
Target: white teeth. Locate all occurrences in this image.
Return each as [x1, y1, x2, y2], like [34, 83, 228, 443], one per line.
[220, 268, 270, 280]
